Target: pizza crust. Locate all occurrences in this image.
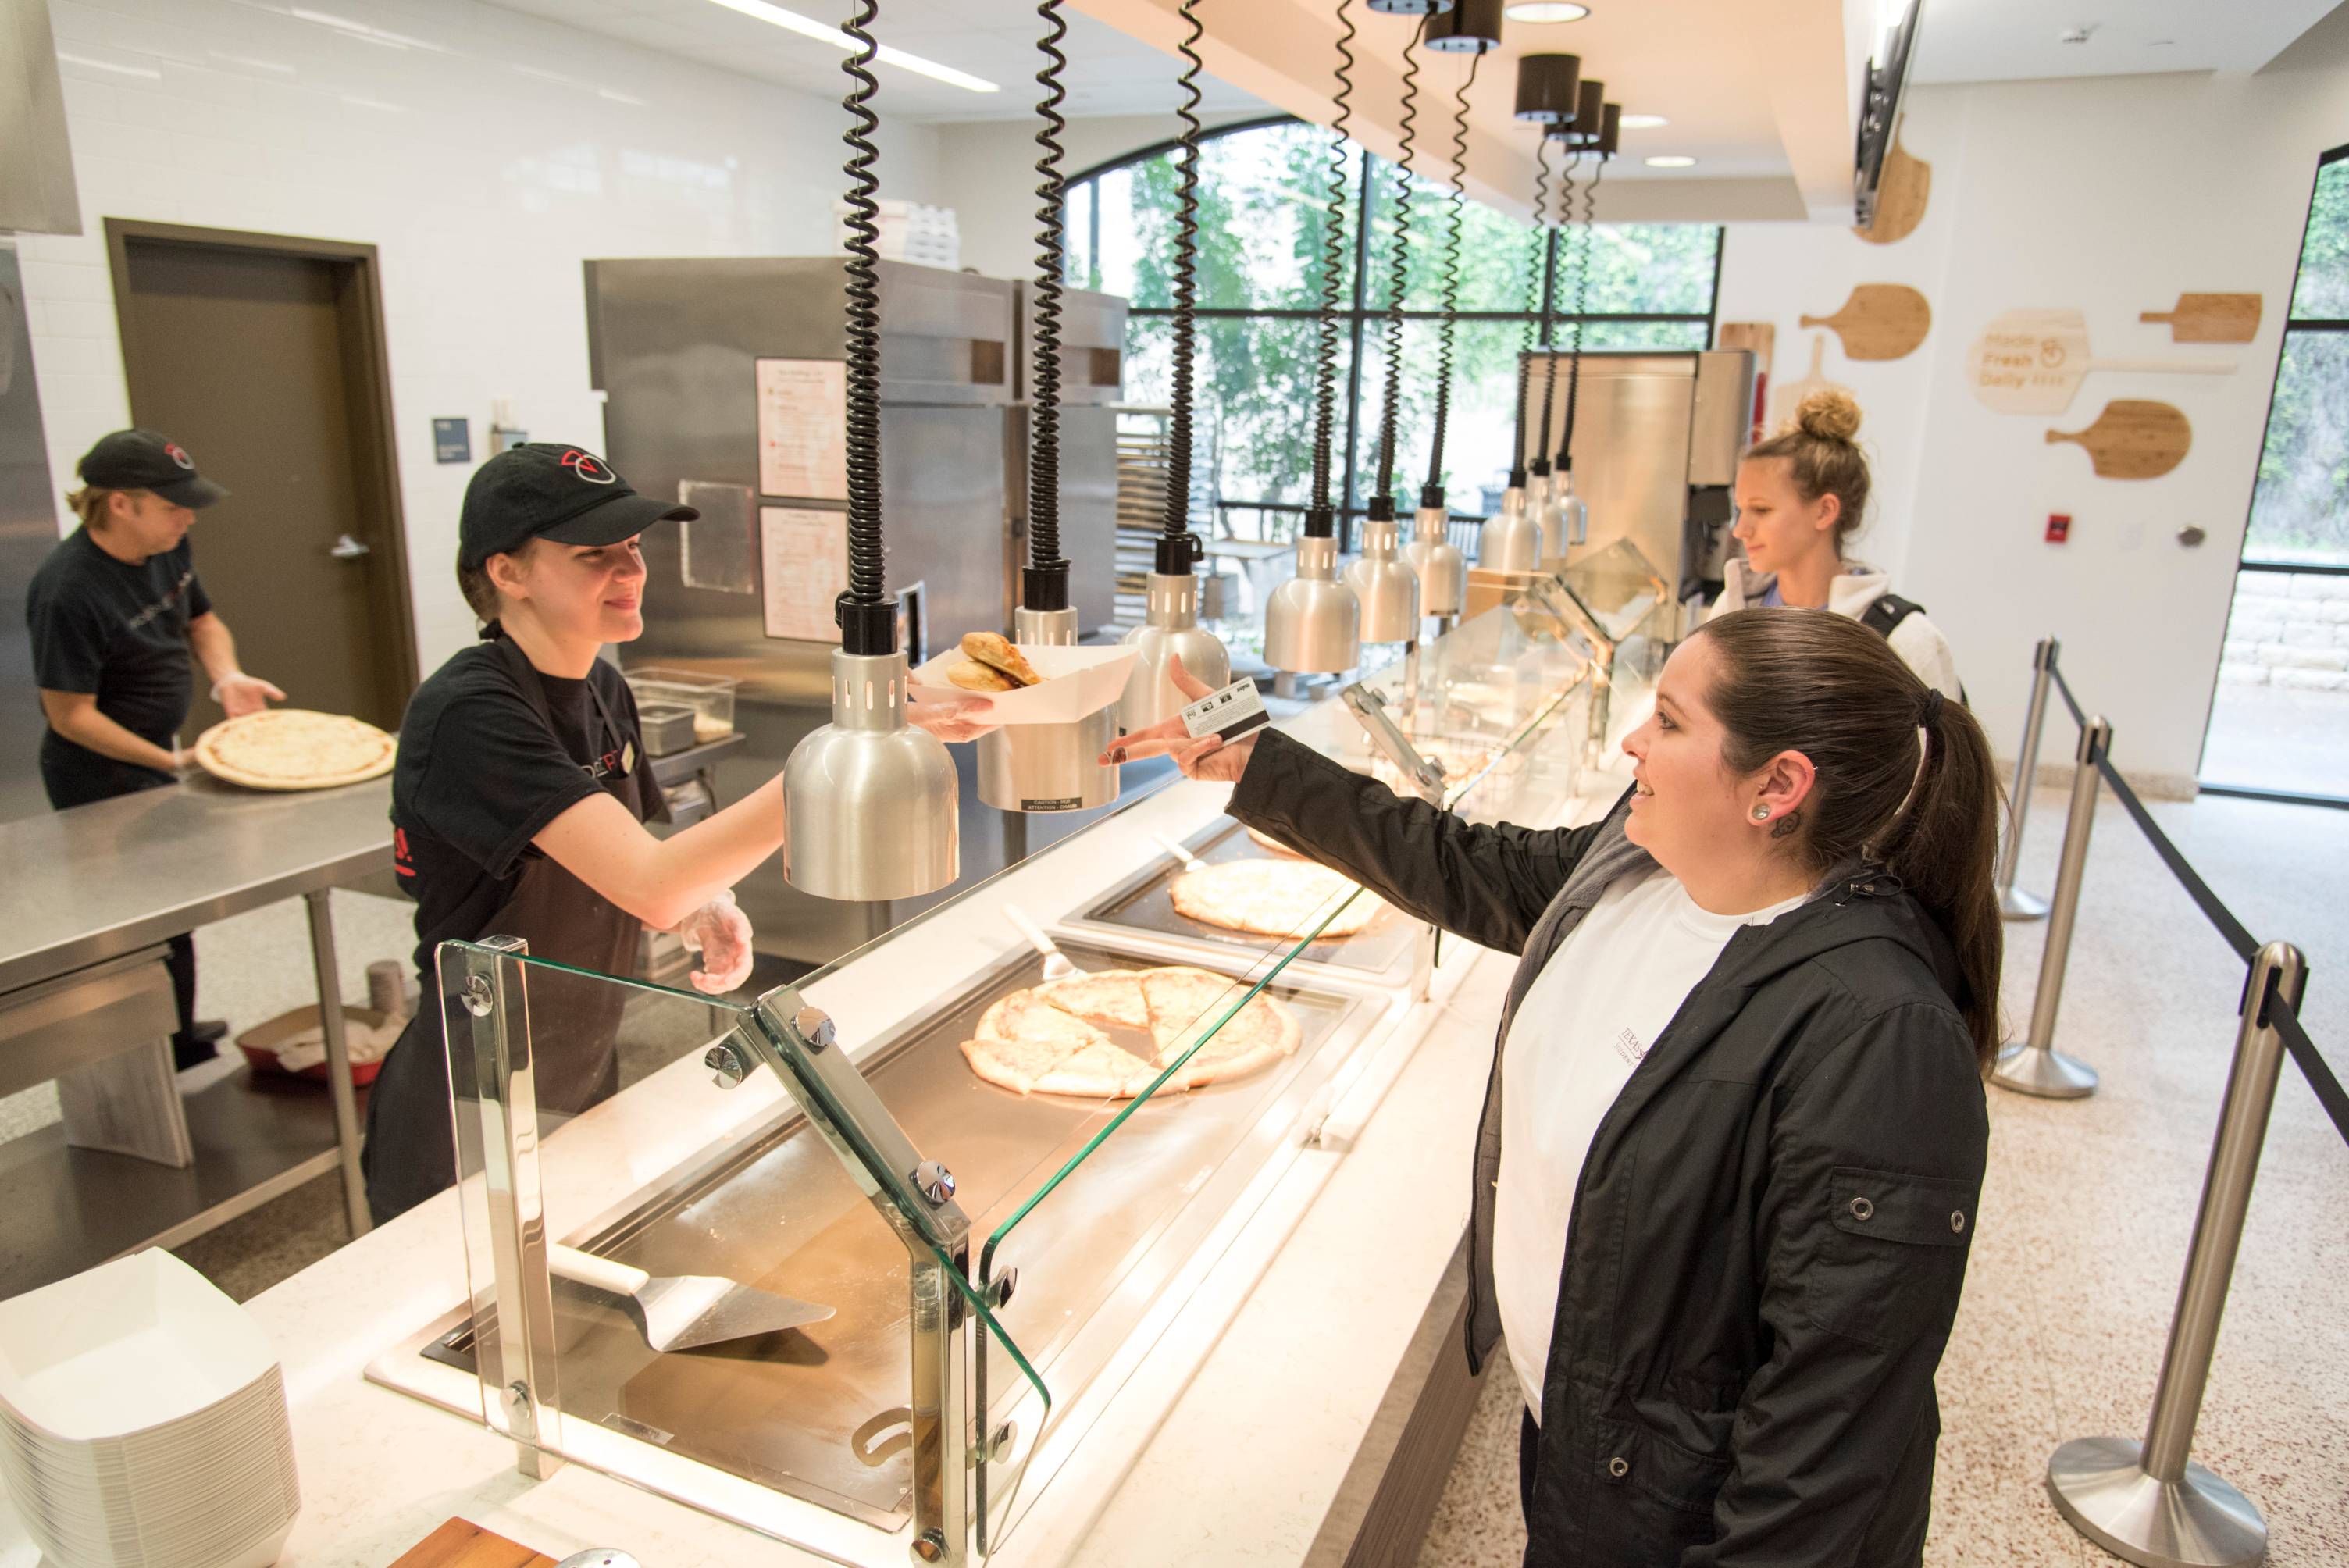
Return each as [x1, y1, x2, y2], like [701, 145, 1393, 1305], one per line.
[1170, 860, 1379, 940]
[960, 964, 1300, 1100]
[193, 708, 396, 792]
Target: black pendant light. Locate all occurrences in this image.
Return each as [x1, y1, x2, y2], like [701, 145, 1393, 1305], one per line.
[1512, 52, 1580, 126]
[1485, 129, 1548, 574]
[1118, 0, 1231, 725]
[1265, 0, 1363, 673]
[977, 0, 1118, 811]
[1425, 0, 1502, 52]
[782, 0, 958, 900]
[1347, 10, 1430, 644]
[1407, 0, 1499, 618]
[1549, 94, 1615, 556]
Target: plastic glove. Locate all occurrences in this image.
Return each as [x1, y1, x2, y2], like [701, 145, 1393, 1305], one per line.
[675, 890, 754, 996]
[211, 672, 287, 718]
[907, 691, 998, 744]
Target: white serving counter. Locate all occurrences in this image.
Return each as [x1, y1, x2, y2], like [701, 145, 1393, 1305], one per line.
[0, 741, 1627, 1568]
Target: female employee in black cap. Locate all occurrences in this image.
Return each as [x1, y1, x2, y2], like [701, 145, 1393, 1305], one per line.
[26, 429, 282, 1067]
[362, 442, 992, 1223]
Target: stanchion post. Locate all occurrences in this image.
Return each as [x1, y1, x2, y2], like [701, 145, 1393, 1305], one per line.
[2044, 941, 2307, 1568]
[1998, 636, 2059, 921]
[1992, 714, 2108, 1099]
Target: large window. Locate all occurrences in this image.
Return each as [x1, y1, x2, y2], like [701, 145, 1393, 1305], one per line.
[1066, 118, 1722, 536]
[2202, 144, 2349, 804]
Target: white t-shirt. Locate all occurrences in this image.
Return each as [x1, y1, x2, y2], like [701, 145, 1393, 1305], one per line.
[1497, 867, 1812, 1421]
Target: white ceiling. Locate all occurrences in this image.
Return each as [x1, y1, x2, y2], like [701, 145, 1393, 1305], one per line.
[482, 0, 1274, 120]
[1910, 0, 2347, 83]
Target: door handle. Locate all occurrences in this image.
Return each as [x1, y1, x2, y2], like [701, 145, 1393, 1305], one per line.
[330, 533, 371, 560]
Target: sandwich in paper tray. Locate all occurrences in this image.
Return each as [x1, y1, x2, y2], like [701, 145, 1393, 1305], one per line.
[909, 633, 1139, 724]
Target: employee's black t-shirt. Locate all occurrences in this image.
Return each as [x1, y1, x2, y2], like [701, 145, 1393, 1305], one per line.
[391, 640, 664, 978]
[27, 529, 210, 795]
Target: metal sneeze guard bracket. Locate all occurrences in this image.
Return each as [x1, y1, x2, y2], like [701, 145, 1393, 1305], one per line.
[1342, 683, 1448, 805]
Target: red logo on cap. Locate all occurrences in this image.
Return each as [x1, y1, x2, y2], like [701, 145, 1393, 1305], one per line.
[559, 450, 616, 485]
[164, 442, 194, 470]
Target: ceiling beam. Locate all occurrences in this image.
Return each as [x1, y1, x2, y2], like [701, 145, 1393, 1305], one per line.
[1071, 0, 1862, 224]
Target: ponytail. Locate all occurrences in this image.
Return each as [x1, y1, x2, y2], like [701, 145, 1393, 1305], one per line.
[1876, 693, 2005, 1068]
[1695, 609, 2005, 1070]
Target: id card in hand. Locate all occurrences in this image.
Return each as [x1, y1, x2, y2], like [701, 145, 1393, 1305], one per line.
[1180, 678, 1271, 745]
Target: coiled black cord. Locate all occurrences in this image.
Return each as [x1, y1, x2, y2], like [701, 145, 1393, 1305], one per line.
[1373, 16, 1425, 508]
[1310, 0, 1356, 519]
[1160, 0, 1203, 545]
[1424, 50, 1477, 494]
[1028, 0, 1068, 576]
[839, 0, 885, 624]
[1513, 139, 1549, 476]
[1535, 151, 1576, 472]
[1559, 151, 1601, 471]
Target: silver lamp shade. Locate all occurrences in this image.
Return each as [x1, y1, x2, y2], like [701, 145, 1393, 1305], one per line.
[783, 649, 959, 900]
[1345, 511, 1421, 645]
[1547, 467, 1589, 568]
[1265, 531, 1361, 675]
[1533, 472, 1566, 561]
[1121, 572, 1231, 730]
[1406, 503, 1466, 616]
[978, 604, 1118, 812]
[1483, 483, 1541, 573]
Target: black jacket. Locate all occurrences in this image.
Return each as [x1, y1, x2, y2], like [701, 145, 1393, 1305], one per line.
[1229, 730, 1988, 1567]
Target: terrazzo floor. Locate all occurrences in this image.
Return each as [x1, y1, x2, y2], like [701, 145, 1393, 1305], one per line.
[13, 784, 2344, 1564]
[1415, 784, 2349, 1566]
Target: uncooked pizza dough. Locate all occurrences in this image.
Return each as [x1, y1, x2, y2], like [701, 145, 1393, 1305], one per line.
[958, 965, 1300, 1099]
[1169, 859, 1379, 939]
[193, 709, 395, 791]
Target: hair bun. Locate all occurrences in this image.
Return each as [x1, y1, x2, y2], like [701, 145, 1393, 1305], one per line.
[1795, 387, 1862, 443]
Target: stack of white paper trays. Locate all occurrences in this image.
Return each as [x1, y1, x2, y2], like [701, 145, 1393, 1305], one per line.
[0, 1249, 299, 1568]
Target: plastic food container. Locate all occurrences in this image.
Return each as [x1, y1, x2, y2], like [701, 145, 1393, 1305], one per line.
[638, 701, 699, 757]
[625, 665, 737, 745]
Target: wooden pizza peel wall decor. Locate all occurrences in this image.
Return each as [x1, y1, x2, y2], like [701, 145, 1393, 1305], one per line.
[1853, 131, 1929, 246]
[2046, 400, 2190, 480]
[1800, 284, 1932, 362]
[2140, 292, 2263, 343]
[1715, 322, 1775, 444]
[1966, 308, 2235, 416]
[1765, 336, 1853, 433]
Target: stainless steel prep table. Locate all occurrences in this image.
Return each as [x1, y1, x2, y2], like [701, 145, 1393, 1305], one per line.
[0, 773, 394, 1285]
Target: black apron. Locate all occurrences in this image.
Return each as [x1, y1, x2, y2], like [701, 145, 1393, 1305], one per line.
[362, 638, 653, 1224]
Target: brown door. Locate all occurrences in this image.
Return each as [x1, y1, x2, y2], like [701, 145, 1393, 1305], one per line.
[109, 223, 413, 732]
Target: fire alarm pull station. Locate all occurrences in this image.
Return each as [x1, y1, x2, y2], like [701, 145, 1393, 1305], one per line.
[2046, 514, 2072, 544]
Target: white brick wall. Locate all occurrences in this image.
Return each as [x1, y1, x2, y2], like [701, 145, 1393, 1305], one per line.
[2218, 570, 2349, 688]
[22, 0, 942, 673]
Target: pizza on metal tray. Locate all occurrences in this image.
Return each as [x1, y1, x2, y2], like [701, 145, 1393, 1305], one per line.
[958, 964, 1300, 1099]
[1168, 859, 1379, 940]
[193, 708, 396, 791]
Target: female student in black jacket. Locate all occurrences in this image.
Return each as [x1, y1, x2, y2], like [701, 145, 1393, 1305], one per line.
[1110, 610, 2001, 1566]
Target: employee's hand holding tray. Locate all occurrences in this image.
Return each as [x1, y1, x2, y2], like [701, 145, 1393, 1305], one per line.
[908, 634, 1139, 724]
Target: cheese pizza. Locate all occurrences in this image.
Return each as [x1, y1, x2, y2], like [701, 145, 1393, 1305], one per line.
[193, 708, 396, 791]
[1168, 859, 1378, 940]
[958, 964, 1301, 1099]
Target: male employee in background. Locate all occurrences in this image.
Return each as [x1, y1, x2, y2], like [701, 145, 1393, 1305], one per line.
[26, 429, 284, 1067]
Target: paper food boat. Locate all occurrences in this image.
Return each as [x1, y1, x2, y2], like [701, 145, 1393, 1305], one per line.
[909, 643, 1139, 725]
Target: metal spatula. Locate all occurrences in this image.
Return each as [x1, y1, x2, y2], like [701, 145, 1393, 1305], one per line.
[549, 1242, 833, 1352]
[1151, 833, 1208, 873]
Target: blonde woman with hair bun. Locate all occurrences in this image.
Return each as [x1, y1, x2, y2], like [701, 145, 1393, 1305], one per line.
[1712, 387, 1964, 702]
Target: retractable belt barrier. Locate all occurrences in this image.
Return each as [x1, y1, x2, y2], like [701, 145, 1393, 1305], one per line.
[1993, 639, 2346, 1568]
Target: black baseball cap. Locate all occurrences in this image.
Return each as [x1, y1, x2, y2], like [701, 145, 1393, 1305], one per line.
[77, 429, 228, 509]
[458, 443, 697, 571]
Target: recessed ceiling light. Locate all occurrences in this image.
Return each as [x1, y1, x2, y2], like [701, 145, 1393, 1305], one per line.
[1645, 155, 1698, 169]
[707, 0, 1000, 93]
[1503, 3, 1591, 23]
[1619, 113, 1669, 130]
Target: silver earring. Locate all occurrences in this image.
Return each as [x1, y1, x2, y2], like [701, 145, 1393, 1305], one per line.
[1752, 804, 1771, 821]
